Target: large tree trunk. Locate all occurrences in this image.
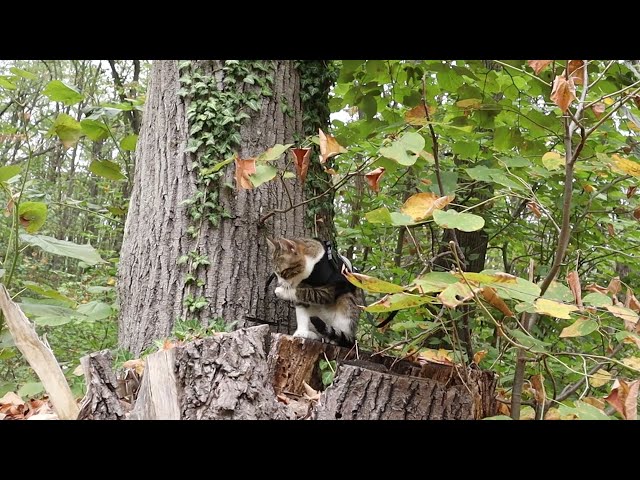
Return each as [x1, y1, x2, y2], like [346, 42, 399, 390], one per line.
[118, 60, 330, 355]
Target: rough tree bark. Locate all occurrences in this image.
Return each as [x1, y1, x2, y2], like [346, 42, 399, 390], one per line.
[118, 61, 331, 355]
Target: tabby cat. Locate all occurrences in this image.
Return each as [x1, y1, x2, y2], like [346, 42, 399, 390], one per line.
[266, 237, 361, 347]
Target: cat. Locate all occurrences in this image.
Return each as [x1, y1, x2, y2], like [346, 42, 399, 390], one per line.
[266, 236, 361, 347]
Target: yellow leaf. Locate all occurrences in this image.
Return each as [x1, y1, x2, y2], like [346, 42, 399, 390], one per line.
[418, 348, 454, 366]
[606, 305, 639, 325]
[542, 151, 565, 171]
[455, 271, 518, 285]
[550, 74, 577, 113]
[123, 359, 145, 376]
[318, 128, 347, 164]
[400, 192, 454, 222]
[544, 407, 561, 420]
[603, 97, 614, 106]
[621, 357, 640, 370]
[456, 98, 482, 109]
[534, 298, 579, 319]
[106, 277, 116, 286]
[590, 369, 612, 388]
[473, 350, 487, 365]
[610, 154, 640, 177]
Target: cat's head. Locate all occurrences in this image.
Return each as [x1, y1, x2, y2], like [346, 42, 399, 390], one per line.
[266, 237, 304, 277]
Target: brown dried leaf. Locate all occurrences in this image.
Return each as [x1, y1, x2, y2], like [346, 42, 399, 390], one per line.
[633, 207, 640, 221]
[0, 391, 24, 407]
[550, 74, 577, 113]
[527, 202, 541, 219]
[473, 350, 487, 365]
[544, 407, 561, 420]
[530, 374, 546, 405]
[234, 155, 256, 190]
[324, 167, 337, 175]
[586, 283, 608, 295]
[592, 102, 606, 119]
[607, 277, 621, 295]
[626, 289, 640, 313]
[582, 397, 606, 410]
[498, 402, 511, 416]
[605, 379, 640, 420]
[290, 148, 311, 184]
[628, 186, 638, 198]
[567, 60, 585, 85]
[607, 223, 616, 237]
[318, 128, 347, 164]
[123, 359, 145, 376]
[162, 339, 177, 351]
[591, 369, 612, 388]
[404, 104, 435, 126]
[364, 167, 385, 193]
[528, 60, 552, 75]
[481, 286, 513, 317]
[302, 381, 321, 401]
[566, 271, 583, 309]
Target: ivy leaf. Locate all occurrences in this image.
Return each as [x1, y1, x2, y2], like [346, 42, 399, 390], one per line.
[605, 379, 639, 420]
[550, 74, 576, 113]
[342, 270, 404, 293]
[249, 164, 278, 188]
[257, 143, 294, 162]
[364, 167, 385, 193]
[528, 60, 552, 75]
[0, 165, 21, 183]
[20, 233, 106, 265]
[291, 148, 311, 183]
[80, 119, 109, 142]
[400, 192, 454, 222]
[18, 202, 47, 233]
[120, 134, 138, 151]
[48, 113, 82, 149]
[89, 160, 126, 181]
[433, 209, 485, 232]
[542, 151, 565, 171]
[235, 156, 256, 190]
[534, 298, 579, 319]
[43, 80, 84, 106]
[379, 132, 425, 166]
[560, 318, 598, 338]
[365, 292, 433, 313]
[318, 129, 347, 163]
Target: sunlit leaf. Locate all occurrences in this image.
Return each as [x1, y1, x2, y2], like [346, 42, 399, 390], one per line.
[591, 369, 612, 388]
[0, 165, 21, 183]
[534, 298, 579, 319]
[120, 134, 138, 151]
[542, 151, 565, 171]
[610, 154, 640, 177]
[418, 348, 454, 366]
[43, 80, 84, 106]
[365, 292, 434, 312]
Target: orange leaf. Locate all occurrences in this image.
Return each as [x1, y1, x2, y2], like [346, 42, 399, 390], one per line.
[481, 286, 513, 317]
[567, 60, 585, 85]
[566, 271, 583, 309]
[607, 277, 621, 296]
[527, 202, 542, 219]
[234, 155, 256, 190]
[291, 148, 311, 184]
[364, 167, 385, 193]
[418, 348, 454, 366]
[318, 128, 346, 164]
[324, 167, 337, 175]
[530, 374, 546, 405]
[592, 102, 606, 119]
[404, 104, 435, 126]
[473, 350, 487, 365]
[550, 73, 576, 113]
[605, 379, 639, 420]
[528, 60, 552, 75]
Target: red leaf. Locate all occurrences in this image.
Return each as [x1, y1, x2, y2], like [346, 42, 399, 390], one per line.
[528, 60, 553, 75]
[291, 148, 311, 184]
[605, 379, 639, 420]
[234, 155, 256, 190]
[592, 102, 606, 119]
[550, 73, 577, 113]
[364, 167, 385, 193]
[527, 202, 542, 219]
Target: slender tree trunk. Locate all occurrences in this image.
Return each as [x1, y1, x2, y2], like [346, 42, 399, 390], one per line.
[117, 60, 330, 355]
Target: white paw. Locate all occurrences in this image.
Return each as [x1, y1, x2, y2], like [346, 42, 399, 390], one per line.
[275, 286, 296, 301]
[293, 329, 321, 341]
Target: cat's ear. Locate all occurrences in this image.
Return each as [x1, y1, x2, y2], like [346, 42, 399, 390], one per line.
[281, 238, 298, 254]
[266, 237, 277, 253]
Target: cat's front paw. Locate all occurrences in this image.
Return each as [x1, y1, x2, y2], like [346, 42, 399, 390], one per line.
[275, 286, 296, 302]
[293, 329, 321, 341]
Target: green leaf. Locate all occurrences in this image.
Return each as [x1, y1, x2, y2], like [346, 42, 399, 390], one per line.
[543, 281, 574, 302]
[34, 316, 74, 326]
[19, 302, 77, 318]
[10, 67, 36, 80]
[43, 80, 84, 106]
[18, 202, 47, 233]
[76, 301, 113, 321]
[86, 286, 113, 294]
[0, 76, 16, 90]
[560, 318, 599, 338]
[486, 272, 540, 302]
[389, 212, 415, 226]
[80, 119, 109, 141]
[120, 134, 138, 151]
[583, 293, 612, 307]
[360, 95, 377, 118]
[534, 298, 579, 319]
[200, 156, 234, 175]
[18, 382, 44, 398]
[365, 207, 393, 225]
[433, 209, 485, 232]
[20, 233, 106, 265]
[509, 329, 550, 351]
[249, 164, 278, 187]
[0, 165, 21, 182]
[23, 282, 75, 306]
[343, 270, 405, 293]
[257, 143, 294, 162]
[409, 272, 459, 293]
[283, 172, 296, 179]
[438, 282, 477, 308]
[365, 293, 434, 313]
[558, 401, 611, 420]
[379, 132, 425, 166]
[89, 160, 126, 180]
[48, 113, 82, 149]
[321, 370, 335, 386]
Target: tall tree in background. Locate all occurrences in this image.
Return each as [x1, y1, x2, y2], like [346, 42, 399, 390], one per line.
[117, 60, 335, 355]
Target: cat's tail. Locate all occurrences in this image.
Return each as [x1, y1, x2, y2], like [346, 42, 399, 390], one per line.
[310, 316, 354, 347]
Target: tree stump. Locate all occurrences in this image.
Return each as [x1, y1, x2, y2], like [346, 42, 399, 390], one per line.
[80, 325, 497, 420]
